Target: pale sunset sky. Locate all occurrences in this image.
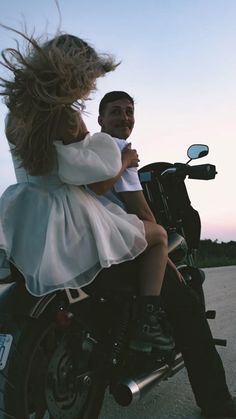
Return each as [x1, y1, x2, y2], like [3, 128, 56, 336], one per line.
[0, 0, 235, 242]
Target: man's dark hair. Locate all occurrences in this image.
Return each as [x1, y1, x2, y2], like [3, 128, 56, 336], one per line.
[99, 91, 134, 116]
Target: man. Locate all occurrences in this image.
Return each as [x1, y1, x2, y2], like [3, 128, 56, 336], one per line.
[97, 91, 154, 222]
[95, 91, 236, 418]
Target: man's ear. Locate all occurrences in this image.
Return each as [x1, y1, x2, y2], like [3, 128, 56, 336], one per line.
[98, 115, 103, 128]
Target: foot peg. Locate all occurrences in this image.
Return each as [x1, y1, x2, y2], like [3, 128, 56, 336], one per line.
[205, 310, 216, 319]
[213, 338, 227, 347]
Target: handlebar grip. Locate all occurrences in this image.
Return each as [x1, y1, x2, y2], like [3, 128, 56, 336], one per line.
[187, 164, 217, 180]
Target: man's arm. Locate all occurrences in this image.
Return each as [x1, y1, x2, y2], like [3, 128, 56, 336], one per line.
[119, 190, 156, 223]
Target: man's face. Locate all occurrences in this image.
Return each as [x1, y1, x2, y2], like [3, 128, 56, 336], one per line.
[98, 99, 135, 139]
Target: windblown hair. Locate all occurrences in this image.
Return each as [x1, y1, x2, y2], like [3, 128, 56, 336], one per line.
[99, 91, 134, 116]
[0, 27, 118, 175]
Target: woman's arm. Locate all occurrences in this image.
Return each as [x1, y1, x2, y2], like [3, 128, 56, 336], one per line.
[88, 144, 139, 195]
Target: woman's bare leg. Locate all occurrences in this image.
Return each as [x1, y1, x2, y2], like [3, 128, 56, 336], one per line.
[139, 221, 168, 295]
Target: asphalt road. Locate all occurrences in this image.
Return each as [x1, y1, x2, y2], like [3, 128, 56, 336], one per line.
[100, 266, 236, 419]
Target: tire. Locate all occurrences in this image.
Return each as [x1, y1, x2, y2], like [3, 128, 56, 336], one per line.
[0, 306, 107, 419]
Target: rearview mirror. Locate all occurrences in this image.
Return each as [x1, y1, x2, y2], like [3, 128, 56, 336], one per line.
[187, 144, 209, 160]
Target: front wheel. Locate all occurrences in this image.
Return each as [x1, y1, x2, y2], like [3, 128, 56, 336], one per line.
[0, 308, 107, 419]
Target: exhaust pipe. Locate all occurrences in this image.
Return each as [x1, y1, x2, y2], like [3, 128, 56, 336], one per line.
[113, 353, 184, 406]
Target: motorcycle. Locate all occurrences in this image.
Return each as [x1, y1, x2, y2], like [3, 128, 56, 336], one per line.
[0, 144, 224, 418]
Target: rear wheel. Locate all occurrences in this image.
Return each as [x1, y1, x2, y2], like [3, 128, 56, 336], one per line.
[0, 309, 107, 419]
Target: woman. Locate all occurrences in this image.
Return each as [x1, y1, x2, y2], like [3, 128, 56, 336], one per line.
[0, 27, 173, 352]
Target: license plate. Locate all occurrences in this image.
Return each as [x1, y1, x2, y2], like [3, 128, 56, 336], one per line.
[0, 334, 13, 371]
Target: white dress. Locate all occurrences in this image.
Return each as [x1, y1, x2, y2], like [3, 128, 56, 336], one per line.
[0, 133, 147, 296]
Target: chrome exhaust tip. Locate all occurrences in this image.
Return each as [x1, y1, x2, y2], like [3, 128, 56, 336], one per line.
[113, 353, 184, 406]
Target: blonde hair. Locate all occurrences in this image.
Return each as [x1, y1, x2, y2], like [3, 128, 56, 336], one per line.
[0, 28, 118, 175]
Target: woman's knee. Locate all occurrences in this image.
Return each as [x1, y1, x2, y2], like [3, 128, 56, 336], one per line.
[158, 225, 168, 247]
[144, 222, 168, 248]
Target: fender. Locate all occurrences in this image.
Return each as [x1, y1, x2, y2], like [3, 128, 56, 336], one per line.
[0, 280, 89, 318]
[168, 231, 188, 263]
[0, 280, 58, 318]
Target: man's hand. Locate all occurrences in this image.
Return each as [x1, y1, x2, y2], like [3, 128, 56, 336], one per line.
[167, 258, 185, 283]
[122, 143, 140, 168]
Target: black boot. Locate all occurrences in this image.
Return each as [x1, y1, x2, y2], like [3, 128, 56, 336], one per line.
[129, 296, 175, 353]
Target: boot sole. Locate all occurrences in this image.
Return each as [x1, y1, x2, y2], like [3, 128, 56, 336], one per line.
[129, 340, 175, 353]
[129, 340, 152, 353]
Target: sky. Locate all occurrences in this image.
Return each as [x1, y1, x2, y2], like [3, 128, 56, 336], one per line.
[0, 0, 235, 242]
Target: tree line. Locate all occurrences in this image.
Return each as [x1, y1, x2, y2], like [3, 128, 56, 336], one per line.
[196, 239, 236, 268]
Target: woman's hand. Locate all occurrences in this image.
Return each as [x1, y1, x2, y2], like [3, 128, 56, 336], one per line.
[122, 143, 140, 168]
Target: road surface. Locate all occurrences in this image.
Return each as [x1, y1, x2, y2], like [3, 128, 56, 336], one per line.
[100, 266, 236, 419]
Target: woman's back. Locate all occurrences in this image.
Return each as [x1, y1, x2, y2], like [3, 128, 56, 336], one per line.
[10, 142, 63, 191]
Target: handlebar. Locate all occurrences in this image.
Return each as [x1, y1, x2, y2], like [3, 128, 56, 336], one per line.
[187, 164, 217, 180]
[161, 163, 217, 180]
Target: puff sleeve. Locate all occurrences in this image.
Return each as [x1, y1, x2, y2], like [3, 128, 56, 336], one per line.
[54, 133, 121, 185]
